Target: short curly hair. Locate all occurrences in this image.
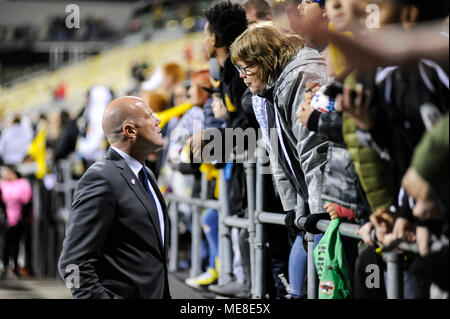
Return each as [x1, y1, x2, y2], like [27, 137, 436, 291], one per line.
[204, 0, 248, 49]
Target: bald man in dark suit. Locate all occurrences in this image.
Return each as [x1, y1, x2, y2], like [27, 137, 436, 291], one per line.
[58, 96, 171, 299]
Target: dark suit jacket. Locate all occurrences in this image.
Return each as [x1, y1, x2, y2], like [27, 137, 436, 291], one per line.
[58, 148, 171, 299]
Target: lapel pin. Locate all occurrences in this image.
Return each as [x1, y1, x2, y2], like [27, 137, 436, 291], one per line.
[131, 178, 136, 185]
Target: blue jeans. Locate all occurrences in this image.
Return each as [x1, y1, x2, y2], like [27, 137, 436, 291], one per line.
[288, 233, 323, 298]
[201, 209, 219, 269]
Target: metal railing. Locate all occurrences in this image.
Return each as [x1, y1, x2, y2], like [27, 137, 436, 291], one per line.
[167, 144, 448, 299]
[32, 152, 445, 298]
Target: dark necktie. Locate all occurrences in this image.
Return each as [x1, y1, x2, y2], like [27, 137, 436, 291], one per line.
[138, 167, 156, 206]
[139, 167, 165, 246]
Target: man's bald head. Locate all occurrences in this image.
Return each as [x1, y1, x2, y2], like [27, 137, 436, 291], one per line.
[102, 96, 147, 145]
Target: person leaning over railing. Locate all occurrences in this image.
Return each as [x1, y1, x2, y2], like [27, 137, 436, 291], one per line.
[230, 21, 330, 298]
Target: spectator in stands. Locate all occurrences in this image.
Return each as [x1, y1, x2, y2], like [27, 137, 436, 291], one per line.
[76, 86, 112, 170]
[243, 0, 273, 24]
[172, 82, 189, 108]
[142, 62, 187, 108]
[53, 110, 80, 163]
[127, 62, 150, 97]
[0, 188, 6, 279]
[162, 63, 187, 108]
[168, 70, 212, 163]
[402, 113, 449, 296]
[231, 21, 329, 298]
[46, 110, 64, 156]
[181, 74, 234, 290]
[208, 87, 228, 122]
[195, 0, 258, 298]
[164, 70, 214, 281]
[302, 0, 449, 299]
[53, 82, 67, 101]
[0, 165, 32, 277]
[141, 91, 170, 114]
[295, 0, 329, 51]
[0, 115, 34, 166]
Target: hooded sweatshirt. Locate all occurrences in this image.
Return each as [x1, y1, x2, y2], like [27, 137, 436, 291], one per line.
[259, 47, 331, 214]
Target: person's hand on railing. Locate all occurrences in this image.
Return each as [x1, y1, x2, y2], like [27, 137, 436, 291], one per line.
[392, 217, 416, 243]
[284, 210, 302, 237]
[369, 209, 395, 247]
[324, 202, 356, 221]
[324, 202, 339, 220]
[357, 222, 376, 246]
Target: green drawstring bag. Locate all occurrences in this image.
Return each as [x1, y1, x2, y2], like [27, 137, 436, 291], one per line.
[314, 219, 351, 299]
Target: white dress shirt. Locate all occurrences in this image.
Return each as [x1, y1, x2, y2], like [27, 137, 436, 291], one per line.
[111, 146, 165, 246]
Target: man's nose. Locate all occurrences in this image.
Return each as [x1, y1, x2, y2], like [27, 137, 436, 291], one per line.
[239, 72, 246, 79]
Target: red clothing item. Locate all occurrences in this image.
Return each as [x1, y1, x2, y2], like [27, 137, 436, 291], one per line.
[333, 203, 356, 220]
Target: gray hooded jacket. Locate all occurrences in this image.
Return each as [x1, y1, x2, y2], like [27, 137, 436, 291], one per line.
[265, 47, 331, 214]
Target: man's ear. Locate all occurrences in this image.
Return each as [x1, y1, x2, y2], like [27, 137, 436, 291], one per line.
[401, 5, 419, 30]
[123, 123, 137, 139]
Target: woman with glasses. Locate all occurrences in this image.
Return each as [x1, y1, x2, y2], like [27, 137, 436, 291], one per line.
[230, 21, 331, 298]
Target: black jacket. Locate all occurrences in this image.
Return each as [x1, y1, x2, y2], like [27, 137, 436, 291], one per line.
[361, 60, 449, 221]
[368, 60, 449, 187]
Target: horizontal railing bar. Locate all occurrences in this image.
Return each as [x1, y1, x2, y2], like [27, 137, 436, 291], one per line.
[223, 216, 249, 229]
[257, 212, 286, 226]
[257, 212, 444, 255]
[166, 194, 221, 210]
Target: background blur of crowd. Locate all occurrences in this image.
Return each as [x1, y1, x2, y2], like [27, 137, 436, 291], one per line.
[0, 0, 448, 300]
[0, 0, 224, 281]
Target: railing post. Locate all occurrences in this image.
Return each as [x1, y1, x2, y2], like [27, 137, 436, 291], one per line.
[306, 232, 317, 299]
[168, 200, 179, 272]
[253, 156, 265, 299]
[189, 173, 208, 278]
[31, 179, 43, 277]
[218, 169, 233, 285]
[384, 251, 404, 299]
[61, 160, 73, 215]
[245, 162, 256, 298]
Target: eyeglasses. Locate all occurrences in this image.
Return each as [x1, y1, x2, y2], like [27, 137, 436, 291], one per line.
[234, 63, 254, 76]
